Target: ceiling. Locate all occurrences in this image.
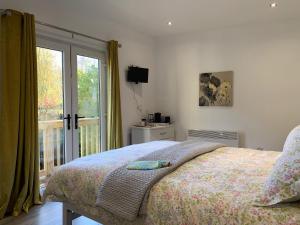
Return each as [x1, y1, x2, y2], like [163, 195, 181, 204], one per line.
[83, 0, 300, 36]
[3, 0, 300, 37]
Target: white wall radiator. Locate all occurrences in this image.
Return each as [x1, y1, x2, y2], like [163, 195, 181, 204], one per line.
[187, 129, 239, 147]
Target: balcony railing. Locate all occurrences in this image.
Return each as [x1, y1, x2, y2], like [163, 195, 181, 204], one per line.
[39, 117, 100, 178]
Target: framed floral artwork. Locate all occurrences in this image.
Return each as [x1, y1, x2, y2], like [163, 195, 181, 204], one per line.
[199, 71, 233, 106]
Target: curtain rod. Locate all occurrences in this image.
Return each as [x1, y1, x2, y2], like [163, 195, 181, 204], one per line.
[36, 21, 122, 48]
[0, 9, 122, 48]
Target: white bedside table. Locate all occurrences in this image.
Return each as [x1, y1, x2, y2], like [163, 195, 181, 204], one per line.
[131, 124, 175, 144]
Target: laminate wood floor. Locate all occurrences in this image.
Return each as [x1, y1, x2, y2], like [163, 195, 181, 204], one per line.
[0, 202, 101, 225]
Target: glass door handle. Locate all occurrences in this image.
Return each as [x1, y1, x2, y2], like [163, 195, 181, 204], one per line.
[63, 114, 72, 130]
[75, 114, 85, 129]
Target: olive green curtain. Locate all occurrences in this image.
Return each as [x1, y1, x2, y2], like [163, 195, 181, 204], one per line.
[0, 10, 41, 219]
[106, 41, 123, 150]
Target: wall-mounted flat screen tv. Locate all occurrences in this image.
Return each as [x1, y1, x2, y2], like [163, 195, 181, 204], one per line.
[127, 66, 149, 83]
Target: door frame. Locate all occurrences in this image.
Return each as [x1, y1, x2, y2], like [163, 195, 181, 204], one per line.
[36, 38, 73, 162]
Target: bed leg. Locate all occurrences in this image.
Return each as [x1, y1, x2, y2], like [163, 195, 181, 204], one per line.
[63, 203, 73, 225]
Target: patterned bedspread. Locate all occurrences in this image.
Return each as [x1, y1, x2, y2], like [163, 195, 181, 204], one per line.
[45, 142, 300, 225]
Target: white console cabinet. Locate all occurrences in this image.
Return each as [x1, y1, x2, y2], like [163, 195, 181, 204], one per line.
[131, 125, 175, 144]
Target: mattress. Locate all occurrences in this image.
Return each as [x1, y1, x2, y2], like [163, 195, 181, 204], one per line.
[45, 141, 300, 225]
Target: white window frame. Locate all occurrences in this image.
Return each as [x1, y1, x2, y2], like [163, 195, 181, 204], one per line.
[71, 45, 106, 158]
[36, 29, 107, 162]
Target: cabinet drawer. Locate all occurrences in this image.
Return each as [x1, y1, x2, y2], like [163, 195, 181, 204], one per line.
[131, 125, 175, 144]
[149, 127, 174, 140]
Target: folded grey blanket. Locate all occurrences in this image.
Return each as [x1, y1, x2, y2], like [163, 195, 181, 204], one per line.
[96, 140, 225, 221]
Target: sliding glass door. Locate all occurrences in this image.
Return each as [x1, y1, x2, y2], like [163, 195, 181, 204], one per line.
[37, 38, 105, 180]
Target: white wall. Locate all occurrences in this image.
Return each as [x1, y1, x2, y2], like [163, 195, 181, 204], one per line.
[3, 1, 300, 150]
[1, 0, 158, 145]
[156, 20, 300, 151]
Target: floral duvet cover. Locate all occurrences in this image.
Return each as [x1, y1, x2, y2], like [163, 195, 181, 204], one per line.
[45, 142, 300, 225]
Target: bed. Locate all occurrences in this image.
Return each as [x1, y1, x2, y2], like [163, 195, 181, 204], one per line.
[44, 140, 300, 225]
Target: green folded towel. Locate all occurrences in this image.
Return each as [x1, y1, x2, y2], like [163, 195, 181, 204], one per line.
[126, 160, 171, 170]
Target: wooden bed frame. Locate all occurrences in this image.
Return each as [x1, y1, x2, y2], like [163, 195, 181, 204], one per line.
[62, 202, 104, 225]
[62, 202, 146, 225]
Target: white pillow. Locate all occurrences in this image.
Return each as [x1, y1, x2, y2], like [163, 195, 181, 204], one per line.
[255, 125, 300, 205]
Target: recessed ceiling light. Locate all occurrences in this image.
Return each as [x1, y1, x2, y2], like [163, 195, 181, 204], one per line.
[168, 21, 172, 26]
[270, 2, 278, 8]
